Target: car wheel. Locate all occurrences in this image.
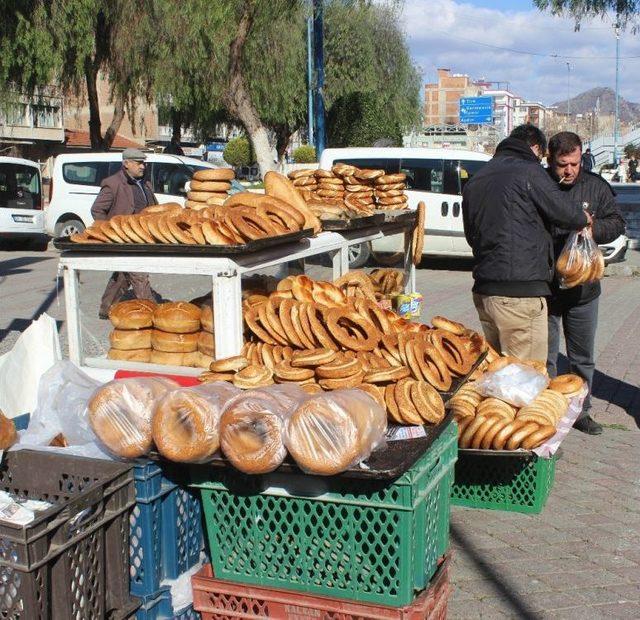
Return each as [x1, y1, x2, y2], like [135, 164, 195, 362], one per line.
[55, 219, 85, 238]
[348, 243, 371, 269]
[371, 250, 403, 267]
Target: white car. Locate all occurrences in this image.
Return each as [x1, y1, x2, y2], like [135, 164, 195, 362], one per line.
[0, 156, 48, 251]
[45, 153, 229, 238]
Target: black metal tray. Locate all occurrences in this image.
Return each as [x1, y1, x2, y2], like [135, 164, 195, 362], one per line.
[152, 412, 454, 481]
[376, 209, 417, 226]
[320, 213, 385, 231]
[53, 229, 314, 255]
[441, 350, 488, 402]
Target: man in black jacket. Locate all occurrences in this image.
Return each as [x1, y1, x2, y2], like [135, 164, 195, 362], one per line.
[463, 124, 591, 362]
[547, 132, 626, 435]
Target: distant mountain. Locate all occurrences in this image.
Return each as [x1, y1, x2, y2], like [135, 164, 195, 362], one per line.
[552, 87, 640, 122]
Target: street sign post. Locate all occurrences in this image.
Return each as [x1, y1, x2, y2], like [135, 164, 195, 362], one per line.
[459, 96, 493, 124]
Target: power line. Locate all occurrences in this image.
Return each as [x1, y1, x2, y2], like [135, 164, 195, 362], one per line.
[431, 30, 640, 60]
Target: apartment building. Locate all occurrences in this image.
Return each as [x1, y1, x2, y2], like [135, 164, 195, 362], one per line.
[424, 69, 489, 126]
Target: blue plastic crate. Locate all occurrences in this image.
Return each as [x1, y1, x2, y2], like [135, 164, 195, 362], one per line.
[130, 460, 205, 597]
[135, 586, 200, 620]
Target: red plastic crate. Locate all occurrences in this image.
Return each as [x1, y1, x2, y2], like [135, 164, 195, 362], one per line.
[192, 553, 451, 620]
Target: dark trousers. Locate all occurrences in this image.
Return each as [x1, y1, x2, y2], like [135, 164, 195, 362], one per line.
[547, 295, 599, 419]
[99, 272, 153, 316]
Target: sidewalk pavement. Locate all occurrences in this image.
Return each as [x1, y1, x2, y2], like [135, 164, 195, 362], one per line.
[0, 248, 639, 618]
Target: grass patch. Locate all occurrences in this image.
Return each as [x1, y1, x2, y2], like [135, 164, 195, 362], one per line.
[600, 423, 631, 431]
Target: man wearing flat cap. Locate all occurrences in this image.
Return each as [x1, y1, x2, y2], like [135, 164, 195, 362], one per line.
[92, 148, 158, 319]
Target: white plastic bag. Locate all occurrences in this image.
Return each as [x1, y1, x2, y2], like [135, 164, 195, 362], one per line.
[285, 389, 387, 476]
[474, 363, 549, 407]
[0, 313, 61, 418]
[15, 361, 114, 460]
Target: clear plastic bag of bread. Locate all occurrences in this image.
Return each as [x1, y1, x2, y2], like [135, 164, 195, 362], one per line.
[285, 388, 387, 476]
[556, 227, 605, 289]
[475, 363, 549, 408]
[87, 376, 179, 459]
[219, 384, 308, 474]
[152, 382, 240, 464]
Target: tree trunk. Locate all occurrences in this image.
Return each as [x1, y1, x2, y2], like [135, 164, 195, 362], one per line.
[274, 124, 292, 168]
[84, 60, 104, 150]
[102, 92, 126, 150]
[223, 1, 275, 179]
[171, 109, 182, 142]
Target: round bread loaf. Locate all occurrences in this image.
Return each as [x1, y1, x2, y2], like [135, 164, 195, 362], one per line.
[152, 383, 239, 463]
[153, 301, 201, 333]
[192, 168, 235, 182]
[150, 350, 186, 366]
[0, 412, 17, 450]
[151, 329, 198, 353]
[107, 348, 152, 362]
[220, 385, 305, 474]
[286, 389, 387, 475]
[109, 299, 156, 329]
[88, 377, 178, 458]
[109, 328, 152, 350]
[197, 331, 215, 357]
[200, 304, 213, 332]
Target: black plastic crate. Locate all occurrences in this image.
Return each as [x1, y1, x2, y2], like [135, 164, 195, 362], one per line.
[0, 450, 135, 619]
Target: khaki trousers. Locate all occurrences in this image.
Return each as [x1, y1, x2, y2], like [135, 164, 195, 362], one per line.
[473, 294, 548, 362]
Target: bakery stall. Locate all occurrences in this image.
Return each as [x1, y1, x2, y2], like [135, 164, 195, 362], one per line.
[0, 166, 592, 618]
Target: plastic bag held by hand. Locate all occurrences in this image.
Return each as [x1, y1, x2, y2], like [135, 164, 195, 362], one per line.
[152, 381, 240, 464]
[285, 388, 387, 476]
[87, 376, 179, 459]
[219, 384, 307, 474]
[556, 226, 605, 290]
[475, 363, 549, 407]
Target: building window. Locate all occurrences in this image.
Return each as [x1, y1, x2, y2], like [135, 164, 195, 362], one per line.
[2, 103, 28, 126]
[32, 104, 61, 128]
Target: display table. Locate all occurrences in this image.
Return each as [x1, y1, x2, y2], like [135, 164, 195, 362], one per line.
[58, 221, 415, 374]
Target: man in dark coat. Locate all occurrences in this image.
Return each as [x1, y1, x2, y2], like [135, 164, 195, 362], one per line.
[91, 148, 158, 318]
[581, 147, 596, 172]
[462, 124, 591, 362]
[547, 132, 626, 435]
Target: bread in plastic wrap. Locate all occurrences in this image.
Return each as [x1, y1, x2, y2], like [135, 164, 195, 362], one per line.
[285, 388, 387, 476]
[152, 382, 240, 463]
[219, 384, 307, 474]
[475, 363, 549, 408]
[556, 227, 605, 289]
[87, 376, 179, 458]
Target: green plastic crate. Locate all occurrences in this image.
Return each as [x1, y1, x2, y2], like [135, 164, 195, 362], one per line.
[451, 451, 556, 514]
[190, 420, 458, 607]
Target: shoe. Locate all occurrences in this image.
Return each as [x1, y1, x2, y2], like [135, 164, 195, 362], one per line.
[573, 416, 603, 435]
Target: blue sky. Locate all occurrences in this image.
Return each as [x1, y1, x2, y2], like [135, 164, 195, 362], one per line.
[400, 0, 640, 106]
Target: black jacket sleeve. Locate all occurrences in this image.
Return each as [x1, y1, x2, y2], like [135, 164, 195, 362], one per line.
[591, 182, 626, 244]
[528, 166, 589, 230]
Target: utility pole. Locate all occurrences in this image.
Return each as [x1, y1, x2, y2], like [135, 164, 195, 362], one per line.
[312, 0, 326, 157]
[566, 62, 571, 126]
[306, 17, 314, 147]
[613, 18, 620, 166]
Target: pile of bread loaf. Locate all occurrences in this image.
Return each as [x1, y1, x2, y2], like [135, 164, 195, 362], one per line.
[185, 168, 235, 209]
[450, 360, 585, 451]
[288, 164, 408, 220]
[556, 239, 605, 289]
[87, 378, 386, 476]
[107, 299, 214, 368]
[197, 274, 488, 427]
[71, 172, 321, 246]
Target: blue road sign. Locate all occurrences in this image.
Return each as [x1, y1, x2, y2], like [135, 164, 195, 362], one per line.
[459, 96, 493, 124]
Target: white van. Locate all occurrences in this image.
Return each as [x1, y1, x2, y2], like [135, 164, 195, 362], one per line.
[46, 153, 230, 237]
[0, 156, 48, 251]
[318, 147, 491, 266]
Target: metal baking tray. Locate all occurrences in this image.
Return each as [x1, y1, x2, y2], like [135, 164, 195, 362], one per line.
[376, 209, 417, 226]
[165, 412, 455, 481]
[440, 350, 488, 402]
[53, 228, 314, 255]
[320, 213, 385, 231]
